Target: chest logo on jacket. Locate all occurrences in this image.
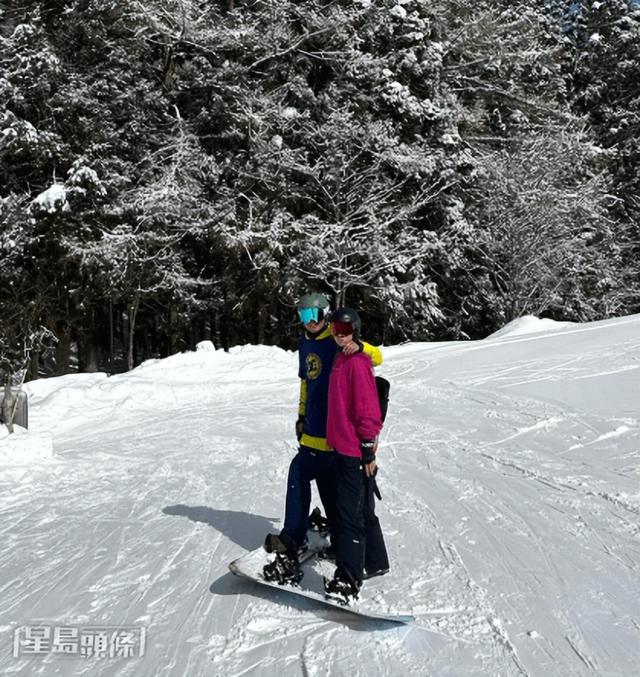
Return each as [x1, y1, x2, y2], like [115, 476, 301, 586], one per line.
[305, 353, 322, 380]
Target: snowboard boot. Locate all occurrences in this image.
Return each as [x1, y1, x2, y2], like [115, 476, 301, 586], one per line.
[263, 533, 289, 554]
[263, 552, 303, 586]
[363, 567, 389, 580]
[308, 507, 330, 536]
[264, 533, 308, 558]
[317, 543, 336, 561]
[324, 568, 361, 605]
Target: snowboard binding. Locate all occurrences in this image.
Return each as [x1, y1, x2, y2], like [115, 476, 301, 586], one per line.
[324, 569, 361, 606]
[263, 552, 304, 586]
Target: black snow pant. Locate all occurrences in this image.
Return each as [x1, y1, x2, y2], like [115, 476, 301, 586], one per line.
[334, 453, 389, 586]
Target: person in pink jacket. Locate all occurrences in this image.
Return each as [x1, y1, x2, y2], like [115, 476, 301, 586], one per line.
[324, 307, 390, 604]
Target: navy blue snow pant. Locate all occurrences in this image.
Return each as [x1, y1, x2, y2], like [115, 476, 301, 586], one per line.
[280, 445, 337, 549]
[334, 453, 389, 586]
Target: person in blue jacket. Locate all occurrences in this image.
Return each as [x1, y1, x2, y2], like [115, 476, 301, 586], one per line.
[264, 293, 383, 584]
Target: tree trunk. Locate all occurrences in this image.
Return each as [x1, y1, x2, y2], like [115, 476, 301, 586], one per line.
[257, 304, 268, 345]
[29, 352, 40, 381]
[2, 377, 15, 434]
[55, 320, 72, 375]
[80, 338, 99, 373]
[109, 298, 115, 373]
[78, 306, 100, 373]
[169, 304, 179, 355]
[127, 292, 140, 371]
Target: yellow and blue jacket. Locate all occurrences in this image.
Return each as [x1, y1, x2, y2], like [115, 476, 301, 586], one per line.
[297, 326, 383, 451]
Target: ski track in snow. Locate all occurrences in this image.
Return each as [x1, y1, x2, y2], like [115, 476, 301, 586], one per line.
[1, 316, 639, 676]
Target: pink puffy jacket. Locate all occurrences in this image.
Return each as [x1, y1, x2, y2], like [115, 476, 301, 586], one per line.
[326, 351, 382, 457]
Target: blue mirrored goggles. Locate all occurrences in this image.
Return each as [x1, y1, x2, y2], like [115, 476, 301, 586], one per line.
[298, 307, 323, 324]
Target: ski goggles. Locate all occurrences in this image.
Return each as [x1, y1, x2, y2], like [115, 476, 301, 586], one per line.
[331, 321, 354, 337]
[298, 307, 322, 324]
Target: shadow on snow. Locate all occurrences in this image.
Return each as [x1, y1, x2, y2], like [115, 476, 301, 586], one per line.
[162, 504, 278, 550]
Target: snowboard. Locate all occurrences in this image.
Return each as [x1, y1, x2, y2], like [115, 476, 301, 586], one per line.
[228, 530, 414, 624]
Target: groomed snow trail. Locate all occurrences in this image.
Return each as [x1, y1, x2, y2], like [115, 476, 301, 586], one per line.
[1, 316, 638, 676]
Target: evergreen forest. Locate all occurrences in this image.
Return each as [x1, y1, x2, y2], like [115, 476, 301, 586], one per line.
[1, 0, 639, 380]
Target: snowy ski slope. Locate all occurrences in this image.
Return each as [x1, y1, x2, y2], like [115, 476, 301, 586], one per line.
[1, 314, 639, 676]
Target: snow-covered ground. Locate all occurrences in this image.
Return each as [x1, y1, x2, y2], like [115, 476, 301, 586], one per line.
[1, 314, 639, 676]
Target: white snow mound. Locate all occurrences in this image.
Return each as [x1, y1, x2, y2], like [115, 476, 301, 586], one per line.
[487, 314, 576, 339]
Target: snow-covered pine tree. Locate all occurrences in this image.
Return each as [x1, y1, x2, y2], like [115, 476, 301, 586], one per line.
[567, 0, 640, 312]
[1, 0, 636, 367]
[432, 0, 628, 332]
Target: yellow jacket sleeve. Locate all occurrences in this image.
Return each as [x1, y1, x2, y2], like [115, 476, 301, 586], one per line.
[361, 341, 383, 367]
[298, 379, 307, 417]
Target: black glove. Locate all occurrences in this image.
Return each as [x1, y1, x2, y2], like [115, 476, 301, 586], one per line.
[295, 416, 305, 441]
[360, 440, 376, 464]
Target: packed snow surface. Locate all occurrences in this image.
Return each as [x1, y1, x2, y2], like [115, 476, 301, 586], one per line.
[1, 314, 639, 676]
